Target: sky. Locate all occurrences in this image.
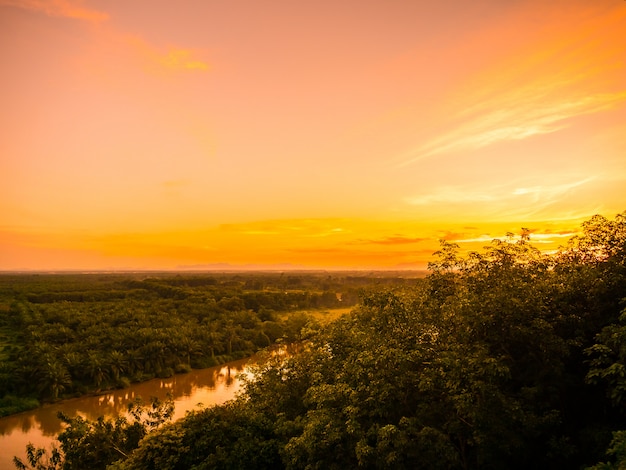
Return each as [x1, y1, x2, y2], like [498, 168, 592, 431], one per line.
[1, 0, 625, 271]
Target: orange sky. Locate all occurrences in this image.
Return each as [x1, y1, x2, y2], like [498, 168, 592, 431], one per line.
[1, 0, 625, 271]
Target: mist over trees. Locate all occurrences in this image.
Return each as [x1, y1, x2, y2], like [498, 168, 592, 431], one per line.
[10, 211, 626, 469]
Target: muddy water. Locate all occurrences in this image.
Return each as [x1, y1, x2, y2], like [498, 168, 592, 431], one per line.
[0, 357, 254, 469]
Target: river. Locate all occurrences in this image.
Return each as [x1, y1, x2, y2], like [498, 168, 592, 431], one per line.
[0, 356, 255, 469]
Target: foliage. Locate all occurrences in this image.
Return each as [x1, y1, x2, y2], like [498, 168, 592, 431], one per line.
[587, 431, 626, 470]
[13, 444, 63, 470]
[0, 272, 409, 410]
[586, 308, 626, 407]
[0, 395, 39, 417]
[112, 401, 282, 470]
[12, 211, 626, 469]
[13, 395, 174, 470]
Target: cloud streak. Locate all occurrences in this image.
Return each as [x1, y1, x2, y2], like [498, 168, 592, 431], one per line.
[1, 1, 209, 73]
[125, 36, 210, 72]
[405, 178, 595, 222]
[406, 186, 497, 206]
[399, 92, 626, 166]
[511, 178, 592, 202]
[350, 236, 428, 246]
[366, 236, 427, 245]
[452, 230, 578, 245]
[397, 5, 626, 166]
[0, 0, 108, 22]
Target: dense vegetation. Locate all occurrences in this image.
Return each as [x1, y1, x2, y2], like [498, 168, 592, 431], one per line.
[11, 212, 626, 469]
[0, 271, 419, 416]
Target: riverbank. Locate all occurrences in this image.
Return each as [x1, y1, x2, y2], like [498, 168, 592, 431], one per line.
[0, 350, 256, 419]
[0, 272, 370, 418]
[1, 354, 258, 470]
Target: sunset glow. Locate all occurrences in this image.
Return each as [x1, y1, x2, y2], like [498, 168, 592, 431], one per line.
[1, 0, 625, 271]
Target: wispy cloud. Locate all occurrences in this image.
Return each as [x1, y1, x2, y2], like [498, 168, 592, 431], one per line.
[399, 92, 626, 166]
[511, 178, 592, 202]
[125, 36, 210, 72]
[117, 33, 210, 72]
[220, 220, 348, 239]
[452, 230, 578, 245]
[159, 49, 209, 71]
[405, 178, 595, 221]
[397, 5, 626, 166]
[450, 234, 497, 244]
[351, 236, 427, 246]
[524, 232, 579, 244]
[406, 186, 497, 206]
[2, 1, 210, 73]
[0, 0, 108, 22]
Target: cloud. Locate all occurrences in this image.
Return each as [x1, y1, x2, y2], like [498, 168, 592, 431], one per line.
[406, 186, 497, 206]
[407, 178, 592, 209]
[441, 231, 472, 241]
[364, 235, 428, 245]
[159, 49, 209, 71]
[399, 91, 626, 166]
[351, 236, 428, 246]
[218, 219, 350, 239]
[123, 35, 210, 73]
[240, 230, 281, 236]
[452, 230, 578, 245]
[2, 1, 210, 73]
[397, 4, 626, 166]
[285, 247, 350, 254]
[451, 235, 497, 244]
[524, 232, 578, 243]
[404, 177, 599, 222]
[0, 0, 108, 22]
[511, 178, 593, 202]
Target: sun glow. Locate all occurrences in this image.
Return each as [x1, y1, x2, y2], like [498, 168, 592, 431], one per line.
[1, 0, 625, 271]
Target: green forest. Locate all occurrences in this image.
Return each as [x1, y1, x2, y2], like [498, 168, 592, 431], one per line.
[8, 212, 626, 469]
[0, 268, 417, 416]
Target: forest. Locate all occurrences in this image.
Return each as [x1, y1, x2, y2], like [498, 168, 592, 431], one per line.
[9, 211, 626, 469]
[0, 269, 419, 417]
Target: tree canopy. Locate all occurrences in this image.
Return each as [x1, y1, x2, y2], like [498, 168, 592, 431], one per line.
[14, 211, 626, 469]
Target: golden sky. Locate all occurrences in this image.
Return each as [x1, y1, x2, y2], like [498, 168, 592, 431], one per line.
[1, 0, 625, 271]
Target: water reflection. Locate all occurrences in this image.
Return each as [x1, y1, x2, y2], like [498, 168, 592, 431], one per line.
[0, 357, 252, 469]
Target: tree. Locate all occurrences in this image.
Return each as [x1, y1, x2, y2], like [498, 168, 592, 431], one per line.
[85, 351, 110, 389]
[107, 350, 128, 383]
[37, 357, 72, 400]
[13, 444, 62, 470]
[587, 431, 626, 470]
[12, 212, 626, 469]
[14, 395, 174, 470]
[111, 401, 281, 470]
[172, 334, 201, 367]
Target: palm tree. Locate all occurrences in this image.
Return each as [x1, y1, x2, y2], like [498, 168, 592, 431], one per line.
[107, 350, 128, 382]
[203, 321, 223, 358]
[62, 351, 84, 381]
[224, 320, 239, 356]
[140, 341, 167, 374]
[38, 357, 72, 399]
[85, 350, 110, 389]
[125, 348, 144, 376]
[176, 335, 202, 366]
